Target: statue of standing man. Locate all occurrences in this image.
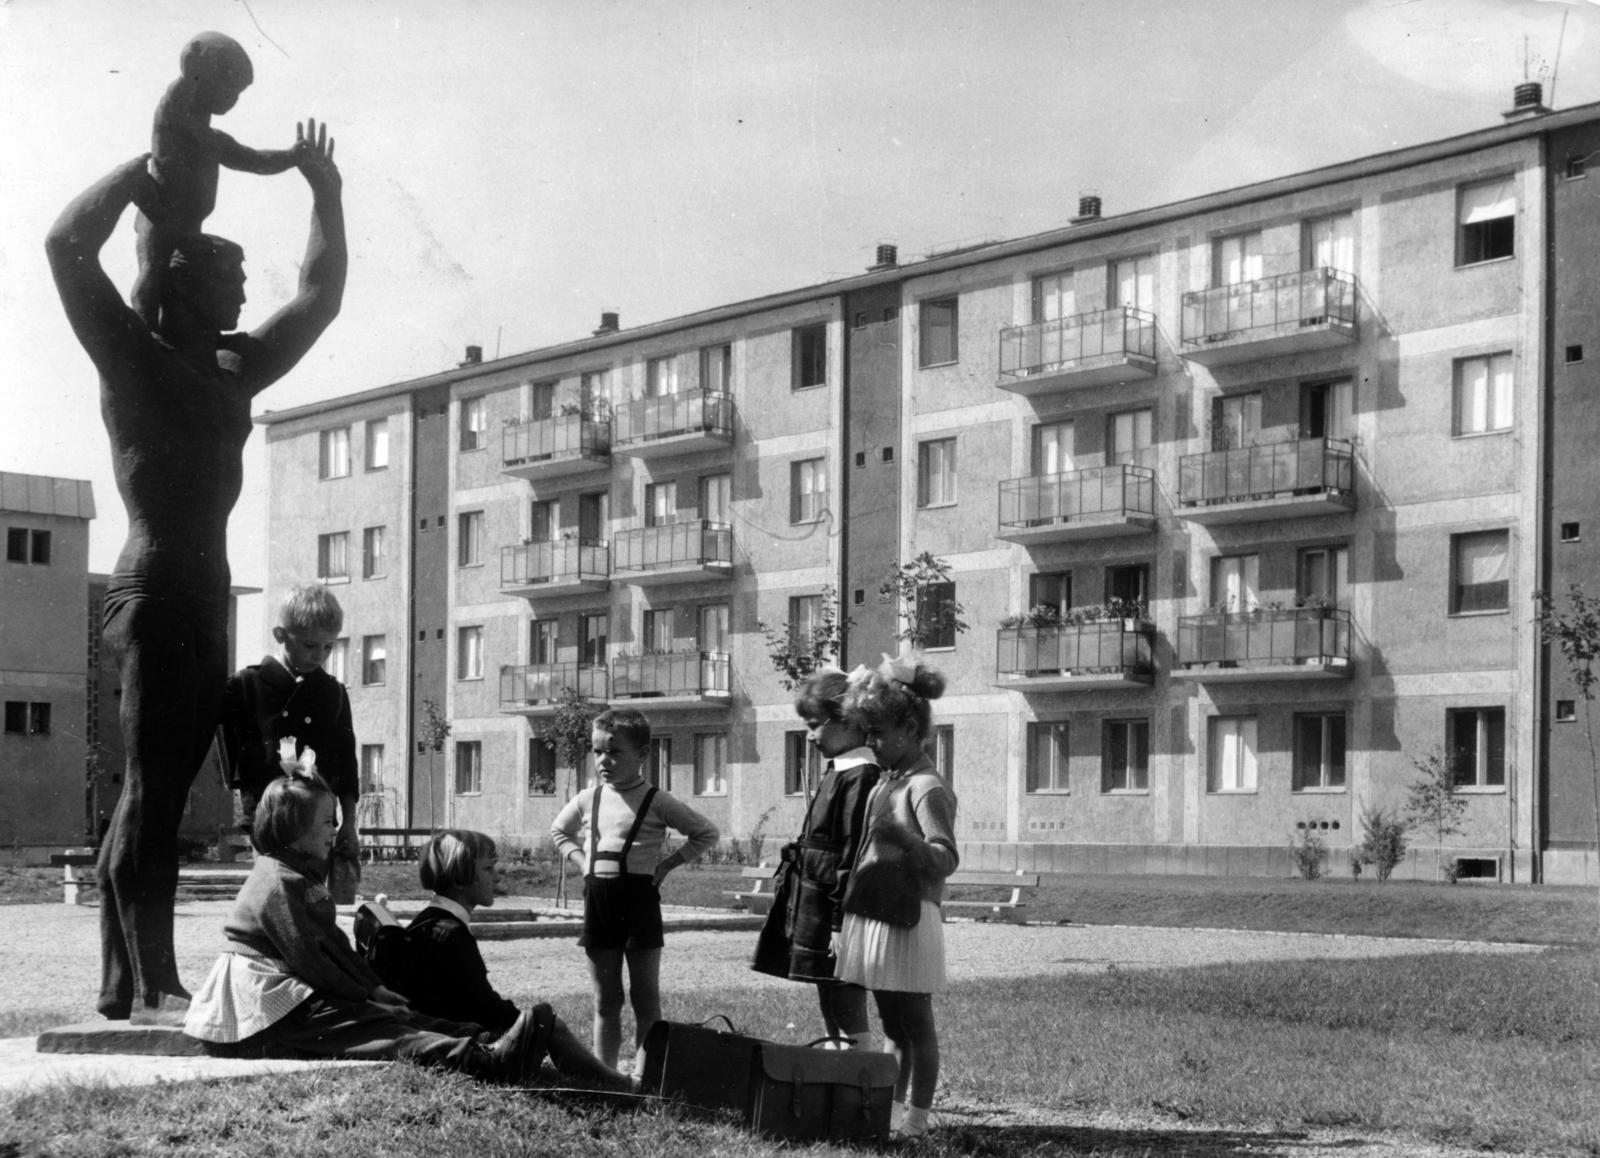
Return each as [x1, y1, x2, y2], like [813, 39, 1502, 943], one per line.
[46, 32, 346, 1022]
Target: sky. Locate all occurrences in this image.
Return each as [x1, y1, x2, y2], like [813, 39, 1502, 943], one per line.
[3, 0, 1599, 653]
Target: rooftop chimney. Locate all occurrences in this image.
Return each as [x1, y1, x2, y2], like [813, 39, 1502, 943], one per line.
[869, 243, 898, 271]
[593, 310, 620, 336]
[460, 345, 483, 367]
[1503, 81, 1549, 121]
[1072, 193, 1102, 224]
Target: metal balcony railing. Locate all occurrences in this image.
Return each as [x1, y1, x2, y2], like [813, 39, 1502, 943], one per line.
[499, 662, 609, 709]
[611, 651, 731, 699]
[1177, 607, 1351, 669]
[1178, 437, 1353, 508]
[501, 411, 611, 466]
[500, 539, 610, 588]
[998, 306, 1157, 381]
[613, 521, 733, 574]
[1181, 267, 1356, 350]
[996, 619, 1154, 679]
[613, 390, 734, 446]
[998, 464, 1156, 531]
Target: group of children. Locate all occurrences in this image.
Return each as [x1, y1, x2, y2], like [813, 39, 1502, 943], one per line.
[185, 582, 956, 1140]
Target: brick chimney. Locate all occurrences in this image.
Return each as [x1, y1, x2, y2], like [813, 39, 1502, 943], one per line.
[459, 345, 483, 367]
[869, 243, 898, 271]
[1503, 81, 1549, 122]
[593, 311, 620, 336]
[1072, 194, 1102, 224]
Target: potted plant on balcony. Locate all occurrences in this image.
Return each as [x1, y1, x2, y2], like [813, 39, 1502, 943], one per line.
[999, 605, 1061, 674]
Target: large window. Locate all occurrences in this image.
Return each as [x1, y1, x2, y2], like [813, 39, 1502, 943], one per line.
[319, 427, 350, 479]
[1212, 231, 1263, 286]
[317, 532, 349, 583]
[1032, 270, 1075, 322]
[1303, 212, 1355, 272]
[578, 490, 609, 541]
[1208, 716, 1258, 793]
[1102, 719, 1149, 792]
[528, 380, 556, 421]
[647, 355, 680, 397]
[364, 418, 389, 471]
[1449, 707, 1506, 788]
[530, 619, 558, 665]
[1453, 353, 1514, 435]
[457, 625, 483, 680]
[454, 741, 482, 795]
[1029, 571, 1071, 617]
[1107, 409, 1153, 468]
[1032, 421, 1073, 476]
[1212, 554, 1260, 613]
[458, 510, 484, 567]
[528, 500, 554, 544]
[917, 581, 958, 650]
[1458, 177, 1515, 265]
[929, 724, 955, 786]
[1450, 530, 1510, 614]
[699, 473, 731, 524]
[5, 528, 51, 564]
[1300, 378, 1353, 441]
[1293, 713, 1347, 790]
[527, 738, 556, 795]
[460, 397, 487, 451]
[917, 437, 957, 507]
[361, 635, 387, 686]
[794, 323, 827, 389]
[328, 638, 348, 684]
[694, 733, 728, 795]
[580, 613, 608, 667]
[788, 594, 823, 649]
[784, 731, 823, 796]
[360, 744, 384, 793]
[791, 458, 827, 523]
[919, 297, 959, 367]
[1104, 563, 1149, 608]
[1297, 545, 1347, 607]
[1213, 392, 1262, 450]
[702, 344, 732, 395]
[644, 481, 677, 528]
[1025, 722, 1070, 792]
[362, 525, 386, 579]
[642, 608, 673, 653]
[1109, 254, 1155, 310]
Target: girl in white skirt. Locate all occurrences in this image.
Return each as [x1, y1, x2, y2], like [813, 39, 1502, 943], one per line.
[835, 655, 957, 1139]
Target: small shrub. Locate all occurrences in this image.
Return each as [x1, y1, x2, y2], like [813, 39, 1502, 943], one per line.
[1354, 805, 1409, 882]
[744, 805, 777, 866]
[1290, 829, 1329, 880]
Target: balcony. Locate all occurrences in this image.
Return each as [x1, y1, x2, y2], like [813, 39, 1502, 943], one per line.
[500, 540, 610, 598]
[997, 464, 1157, 544]
[501, 412, 610, 481]
[499, 662, 610, 714]
[1175, 607, 1352, 681]
[611, 651, 731, 708]
[997, 306, 1158, 395]
[613, 390, 734, 458]
[613, 520, 734, 585]
[1177, 437, 1354, 524]
[1180, 268, 1357, 366]
[995, 619, 1156, 690]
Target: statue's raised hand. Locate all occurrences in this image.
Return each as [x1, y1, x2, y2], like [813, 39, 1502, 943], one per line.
[294, 118, 340, 199]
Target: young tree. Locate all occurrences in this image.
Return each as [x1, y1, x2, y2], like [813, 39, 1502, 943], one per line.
[537, 686, 602, 800]
[417, 698, 452, 829]
[1405, 749, 1467, 883]
[757, 585, 849, 691]
[879, 552, 969, 650]
[1534, 584, 1600, 933]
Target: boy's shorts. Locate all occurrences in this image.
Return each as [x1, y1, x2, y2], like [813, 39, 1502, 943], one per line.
[580, 873, 664, 952]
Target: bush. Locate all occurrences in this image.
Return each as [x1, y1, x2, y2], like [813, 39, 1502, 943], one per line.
[1354, 805, 1409, 882]
[1290, 829, 1329, 880]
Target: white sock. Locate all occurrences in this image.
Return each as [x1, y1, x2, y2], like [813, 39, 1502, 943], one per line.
[889, 1101, 906, 1130]
[901, 1105, 930, 1136]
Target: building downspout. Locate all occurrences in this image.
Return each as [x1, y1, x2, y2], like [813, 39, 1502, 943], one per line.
[1532, 130, 1557, 883]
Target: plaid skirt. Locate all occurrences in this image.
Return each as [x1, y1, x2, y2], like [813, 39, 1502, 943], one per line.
[834, 902, 945, 994]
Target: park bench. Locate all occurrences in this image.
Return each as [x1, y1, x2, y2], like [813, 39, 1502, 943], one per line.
[50, 848, 99, 905]
[360, 827, 437, 862]
[726, 865, 1041, 924]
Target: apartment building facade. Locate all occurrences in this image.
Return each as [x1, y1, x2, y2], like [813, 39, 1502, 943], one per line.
[260, 91, 1600, 885]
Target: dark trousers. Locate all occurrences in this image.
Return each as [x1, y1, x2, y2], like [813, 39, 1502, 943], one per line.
[214, 995, 498, 1077]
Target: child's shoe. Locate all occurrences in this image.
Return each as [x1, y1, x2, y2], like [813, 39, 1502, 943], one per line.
[893, 1105, 931, 1140]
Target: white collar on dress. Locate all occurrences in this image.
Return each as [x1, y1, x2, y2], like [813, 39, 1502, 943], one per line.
[428, 894, 474, 925]
[831, 746, 877, 771]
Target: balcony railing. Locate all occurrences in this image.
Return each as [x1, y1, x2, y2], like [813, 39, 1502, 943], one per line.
[997, 464, 1156, 543]
[1177, 437, 1354, 524]
[1176, 607, 1351, 678]
[611, 651, 731, 703]
[500, 539, 610, 594]
[613, 520, 733, 583]
[501, 412, 611, 479]
[997, 306, 1158, 393]
[499, 662, 610, 711]
[995, 619, 1155, 689]
[1180, 268, 1357, 365]
[613, 390, 734, 456]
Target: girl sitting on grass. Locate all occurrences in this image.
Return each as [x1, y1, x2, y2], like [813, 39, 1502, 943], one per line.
[184, 769, 546, 1083]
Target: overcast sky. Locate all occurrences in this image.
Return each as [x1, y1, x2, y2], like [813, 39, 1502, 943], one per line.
[2, 0, 1597, 653]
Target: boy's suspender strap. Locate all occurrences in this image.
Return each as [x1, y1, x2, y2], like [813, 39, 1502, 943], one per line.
[588, 784, 659, 876]
[618, 786, 658, 867]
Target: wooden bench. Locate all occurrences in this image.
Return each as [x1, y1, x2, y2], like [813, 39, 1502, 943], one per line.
[725, 864, 780, 915]
[360, 827, 437, 862]
[941, 870, 1041, 924]
[50, 849, 99, 905]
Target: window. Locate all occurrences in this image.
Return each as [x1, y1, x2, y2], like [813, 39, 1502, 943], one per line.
[1453, 353, 1514, 435]
[1032, 421, 1073, 476]
[580, 613, 608, 667]
[646, 737, 672, 789]
[1213, 392, 1262, 450]
[917, 581, 958, 650]
[1213, 231, 1263, 286]
[454, 741, 482, 795]
[881, 446, 895, 463]
[1451, 530, 1510, 614]
[1297, 545, 1347, 607]
[1458, 177, 1515, 265]
[319, 427, 351, 479]
[1212, 554, 1260, 612]
[1107, 409, 1153, 468]
[642, 608, 673, 652]
[646, 355, 680, 397]
[580, 370, 611, 413]
[1102, 719, 1149, 791]
[698, 603, 729, 653]
[1449, 707, 1506, 787]
[317, 532, 349, 582]
[5, 528, 51, 564]
[361, 635, 387, 685]
[1029, 571, 1071, 617]
[360, 745, 384, 793]
[528, 500, 554, 544]
[929, 724, 955, 785]
[1025, 722, 1070, 792]
[1302, 213, 1354, 272]
[794, 323, 827, 389]
[578, 491, 610, 541]
[1104, 563, 1149, 608]
[328, 638, 348, 684]
[1032, 271, 1075, 322]
[458, 511, 484, 567]
[460, 397, 487, 451]
[917, 437, 957, 507]
[694, 733, 728, 795]
[1109, 255, 1155, 310]
[789, 594, 824, 648]
[365, 418, 389, 471]
[1293, 714, 1347, 790]
[362, 526, 387, 579]
[3, 701, 49, 735]
[1300, 378, 1353, 441]
[528, 380, 556, 421]
[1557, 700, 1577, 723]
[644, 481, 677, 528]
[1208, 717, 1258, 792]
[785, 731, 823, 796]
[699, 473, 731, 525]
[527, 738, 556, 795]
[457, 625, 483, 680]
[1562, 523, 1581, 543]
[1567, 345, 1584, 364]
[919, 297, 959, 367]
[530, 619, 557, 665]
[702, 344, 732, 395]
[791, 458, 827, 523]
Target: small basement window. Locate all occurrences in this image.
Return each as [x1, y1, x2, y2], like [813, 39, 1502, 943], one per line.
[1454, 857, 1500, 881]
[1562, 523, 1581, 543]
[1566, 345, 1584, 364]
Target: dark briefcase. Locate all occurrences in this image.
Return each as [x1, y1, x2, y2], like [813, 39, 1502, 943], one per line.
[640, 1015, 762, 1115]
